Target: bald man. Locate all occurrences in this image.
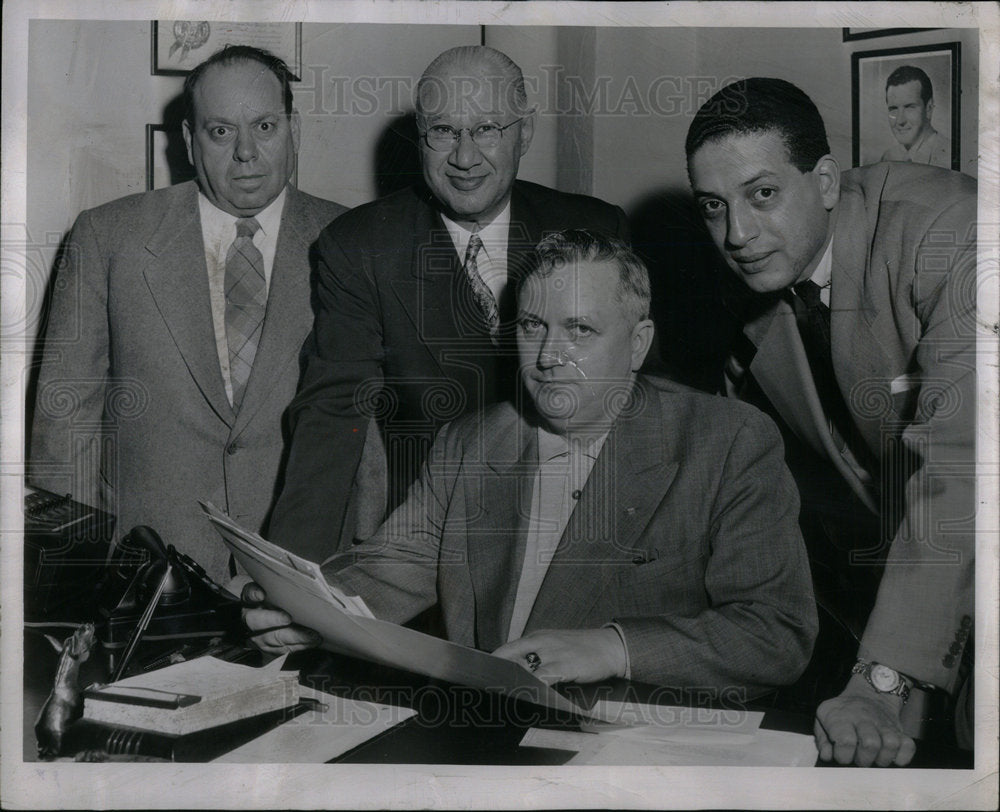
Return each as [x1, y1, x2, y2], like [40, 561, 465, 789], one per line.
[268, 45, 629, 561]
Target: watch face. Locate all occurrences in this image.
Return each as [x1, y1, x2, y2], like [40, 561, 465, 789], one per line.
[870, 664, 901, 692]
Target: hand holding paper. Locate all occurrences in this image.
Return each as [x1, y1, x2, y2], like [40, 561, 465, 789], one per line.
[241, 583, 322, 655]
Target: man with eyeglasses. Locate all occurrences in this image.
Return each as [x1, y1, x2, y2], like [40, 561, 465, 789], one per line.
[268, 45, 628, 562]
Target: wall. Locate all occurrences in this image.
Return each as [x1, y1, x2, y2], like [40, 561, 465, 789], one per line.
[24, 22, 981, 361]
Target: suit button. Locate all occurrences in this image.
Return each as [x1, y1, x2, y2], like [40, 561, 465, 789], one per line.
[943, 654, 956, 668]
[572, 490, 582, 500]
[226, 442, 240, 456]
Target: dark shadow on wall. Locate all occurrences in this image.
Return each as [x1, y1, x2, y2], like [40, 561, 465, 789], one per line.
[159, 95, 198, 189]
[628, 187, 741, 395]
[373, 113, 423, 199]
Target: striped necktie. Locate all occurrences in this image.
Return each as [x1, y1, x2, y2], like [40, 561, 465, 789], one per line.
[225, 217, 265, 411]
[462, 232, 499, 343]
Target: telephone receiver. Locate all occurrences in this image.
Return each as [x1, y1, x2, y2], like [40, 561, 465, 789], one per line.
[125, 526, 192, 608]
[95, 525, 242, 673]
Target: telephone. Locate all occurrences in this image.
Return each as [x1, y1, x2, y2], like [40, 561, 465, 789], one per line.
[25, 486, 245, 674]
[95, 526, 243, 675]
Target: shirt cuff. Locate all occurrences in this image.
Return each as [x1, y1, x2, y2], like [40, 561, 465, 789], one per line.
[604, 621, 631, 680]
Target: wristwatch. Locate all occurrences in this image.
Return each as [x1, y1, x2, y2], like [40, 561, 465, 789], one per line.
[852, 660, 912, 703]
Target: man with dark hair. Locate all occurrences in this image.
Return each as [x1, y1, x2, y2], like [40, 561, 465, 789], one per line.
[880, 65, 951, 168]
[267, 46, 629, 562]
[245, 229, 817, 695]
[686, 77, 975, 765]
[30, 46, 346, 581]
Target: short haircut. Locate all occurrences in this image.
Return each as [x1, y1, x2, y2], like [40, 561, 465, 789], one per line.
[685, 77, 830, 172]
[416, 45, 529, 123]
[885, 65, 933, 103]
[183, 45, 295, 123]
[519, 230, 651, 327]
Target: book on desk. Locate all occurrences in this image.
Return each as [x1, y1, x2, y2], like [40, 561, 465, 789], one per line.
[61, 654, 304, 760]
[81, 655, 299, 736]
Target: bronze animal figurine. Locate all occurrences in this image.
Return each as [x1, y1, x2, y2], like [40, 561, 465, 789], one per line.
[34, 622, 97, 759]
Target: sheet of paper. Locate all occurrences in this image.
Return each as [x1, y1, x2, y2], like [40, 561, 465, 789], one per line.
[212, 686, 417, 763]
[520, 726, 818, 767]
[202, 502, 586, 717]
[581, 701, 764, 743]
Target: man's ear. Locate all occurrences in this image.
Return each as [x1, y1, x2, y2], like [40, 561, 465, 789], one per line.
[926, 97, 935, 121]
[290, 109, 302, 153]
[182, 119, 194, 166]
[630, 319, 655, 371]
[518, 109, 535, 156]
[812, 154, 840, 211]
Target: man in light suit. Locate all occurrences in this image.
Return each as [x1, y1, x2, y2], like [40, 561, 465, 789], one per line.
[30, 46, 346, 582]
[267, 46, 629, 563]
[686, 78, 975, 764]
[246, 230, 817, 694]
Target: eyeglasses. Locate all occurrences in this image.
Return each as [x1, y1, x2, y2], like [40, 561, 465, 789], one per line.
[420, 117, 526, 152]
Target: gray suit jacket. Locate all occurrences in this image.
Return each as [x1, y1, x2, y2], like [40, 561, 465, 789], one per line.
[730, 163, 976, 691]
[325, 376, 817, 694]
[30, 181, 346, 581]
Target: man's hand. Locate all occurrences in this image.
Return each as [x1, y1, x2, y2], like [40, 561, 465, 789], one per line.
[814, 673, 917, 767]
[492, 628, 626, 685]
[241, 583, 321, 656]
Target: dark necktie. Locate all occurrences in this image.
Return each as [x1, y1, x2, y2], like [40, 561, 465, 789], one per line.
[225, 217, 265, 411]
[791, 280, 878, 475]
[792, 279, 832, 366]
[463, 233, 499, 344]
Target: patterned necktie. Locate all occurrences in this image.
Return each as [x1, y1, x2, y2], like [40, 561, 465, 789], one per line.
[462, 233, 499, 343]
[225, 217, 265, 411]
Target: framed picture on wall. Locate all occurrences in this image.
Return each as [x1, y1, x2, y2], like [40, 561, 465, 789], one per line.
[151, 21, 302, 77]
[851, 42, 960, 171]
[842, 28, 938, 41]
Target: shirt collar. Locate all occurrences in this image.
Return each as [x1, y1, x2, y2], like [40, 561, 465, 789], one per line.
[197, 187, 287, 241]
[806, 237, 834, 290]
[536, 424, 609, 463]
[440, 200, 512, 260]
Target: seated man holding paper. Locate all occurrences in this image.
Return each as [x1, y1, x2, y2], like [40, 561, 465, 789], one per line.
[245, 230, 818, 694]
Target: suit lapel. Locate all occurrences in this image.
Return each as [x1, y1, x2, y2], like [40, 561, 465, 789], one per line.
[526, 379, 678, 633]
[388, 196, 462, 380]
[505, 184, 545, 305]
[829, 176, 899, 452]
[748, 297, 880, 513]
[466, 413, 535, 651]
[234, 187, 314, 432]
[141, 183, 234, 425]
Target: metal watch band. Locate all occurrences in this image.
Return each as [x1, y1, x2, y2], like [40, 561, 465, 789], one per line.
[852, 660, 912, 702]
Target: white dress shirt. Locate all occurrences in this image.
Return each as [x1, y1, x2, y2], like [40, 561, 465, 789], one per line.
[440, 201, 512, 305]
[197, 189, 286, 405]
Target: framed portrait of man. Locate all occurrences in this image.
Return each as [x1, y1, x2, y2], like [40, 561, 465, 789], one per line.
[851, 42, 961, 170]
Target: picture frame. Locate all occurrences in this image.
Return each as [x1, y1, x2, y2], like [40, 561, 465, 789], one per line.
[842, 28, 939, 42]
[851, 42, 961, 170]
[150, 20, 302, 77]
